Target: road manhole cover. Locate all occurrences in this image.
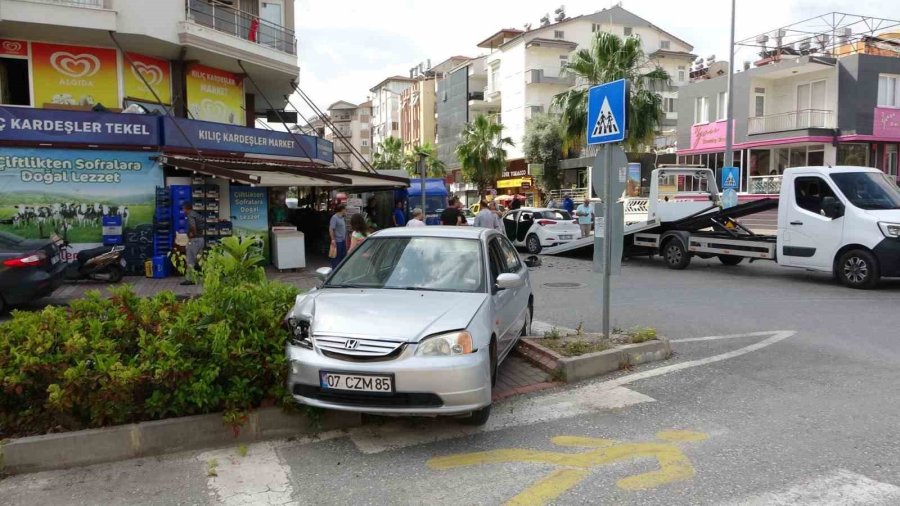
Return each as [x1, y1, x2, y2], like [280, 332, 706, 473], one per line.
[543, 282, 585, 289]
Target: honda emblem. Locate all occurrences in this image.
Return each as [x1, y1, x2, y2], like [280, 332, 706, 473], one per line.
[345, 339, 359, 350]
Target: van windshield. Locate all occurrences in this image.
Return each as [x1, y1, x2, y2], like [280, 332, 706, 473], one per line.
[830, 172, 900, 210]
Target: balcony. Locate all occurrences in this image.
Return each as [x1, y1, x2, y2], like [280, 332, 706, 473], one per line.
[485, 87, 501, 103]
[525, 105, 544, 120]
[467, 91, 485, 101]
[747, 109, 834, 135]
[185, 0, 296, 55]
[525, 69, 575, 86]
[15, 0, 111, 7]
[0, 0, 116, 31]
[749, 175, 783, 195]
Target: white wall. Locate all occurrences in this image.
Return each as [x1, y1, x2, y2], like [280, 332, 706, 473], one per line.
[762, 68, 838, 115]
[499, 42, 526, 159]
[115, 0, 185, 43]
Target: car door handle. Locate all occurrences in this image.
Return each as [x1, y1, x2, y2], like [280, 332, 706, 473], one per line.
[790, 221, 803, 226]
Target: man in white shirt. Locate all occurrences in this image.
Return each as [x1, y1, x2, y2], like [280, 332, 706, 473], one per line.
[474, 200, 502, 231]
[575, 197, 593, 238]
[407, 208, 426, 227]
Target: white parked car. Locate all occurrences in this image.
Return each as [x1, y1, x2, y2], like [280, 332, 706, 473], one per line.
[502, 208, 582, 254]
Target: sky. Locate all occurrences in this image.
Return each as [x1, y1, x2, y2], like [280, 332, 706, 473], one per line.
[288, 0, 896, 119]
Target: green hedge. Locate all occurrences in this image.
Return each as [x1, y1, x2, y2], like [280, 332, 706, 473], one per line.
[0, 237, 299, 437]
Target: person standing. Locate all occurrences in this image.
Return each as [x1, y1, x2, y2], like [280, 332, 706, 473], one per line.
[562, 194, 574, 214]
[575, 197, 593, 238]
[546, 197, 558, 209]
[329, 204, 348, 268]
[510, 195, 522, 210]
[407, 208, 426, 227]
[392, 200, 406, 227]
[349, 213, 369, 252]
[440, 197, 464, 226]
[474, 200, 501, 230]
[180, 202, 205, 286]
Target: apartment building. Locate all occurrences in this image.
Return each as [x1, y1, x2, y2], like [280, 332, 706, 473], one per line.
[676, 23, 900, 195]
[399, 56, 470, 153]
[478, 6, 695, 169]
[369, 76, 414, 148]
[325, 100, 373, 172]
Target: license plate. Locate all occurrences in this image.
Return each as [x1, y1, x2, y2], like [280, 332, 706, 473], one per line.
[320, 371, 394, 393]
[560, 235, 573, 240]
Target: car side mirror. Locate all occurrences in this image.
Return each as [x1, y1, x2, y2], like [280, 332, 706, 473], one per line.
[496, 272, 525, 290]
[822, 197, 845, 219]
[315, 267, 332, 281]
[524, 255, 542, 268]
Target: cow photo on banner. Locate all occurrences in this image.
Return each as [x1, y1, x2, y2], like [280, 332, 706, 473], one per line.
[0, 149, 163, 247]
[30, 42, 120, 109]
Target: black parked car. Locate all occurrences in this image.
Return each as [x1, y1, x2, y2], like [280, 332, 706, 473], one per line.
[0, 231, 67, 313]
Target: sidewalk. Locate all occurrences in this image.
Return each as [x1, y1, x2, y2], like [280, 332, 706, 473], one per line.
[38, 257, 332, 307]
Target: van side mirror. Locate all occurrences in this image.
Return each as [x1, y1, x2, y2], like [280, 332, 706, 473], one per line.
[315, 267, 332, 281]
[822, 197, 845, 219]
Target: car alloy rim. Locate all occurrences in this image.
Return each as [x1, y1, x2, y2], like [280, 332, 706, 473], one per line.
[667, 246, 681, 264]
[843, 257, 868, 283]
[528, 237, 539, 251]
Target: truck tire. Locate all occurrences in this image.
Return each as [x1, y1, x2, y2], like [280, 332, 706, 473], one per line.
[718, 255, 743, 266]
[663, 239, 691, 270]
[837, 249, 880, 289]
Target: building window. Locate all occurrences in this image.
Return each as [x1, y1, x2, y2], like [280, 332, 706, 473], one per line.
[663, 97, 676, 113]
[878, 74, 900, 107]
[694, 96, 709, 124]
[754, 93, 766, 117]
[489, 64, 500, 92]
[624, 26, 633, 36]
[0, 57, 30, 106]
[592, 23, 602, 33]
[717, 91, 728, 121]
[559, 55, 569, 76]
[660, 40, 670, 50]
[677, 66, 685, 83]
[554, 30, 564, 39]
[887, 145, 898, 179]
[361, 139, 369, 147]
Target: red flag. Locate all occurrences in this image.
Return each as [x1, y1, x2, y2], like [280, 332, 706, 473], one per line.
[248, 17, 260, 42]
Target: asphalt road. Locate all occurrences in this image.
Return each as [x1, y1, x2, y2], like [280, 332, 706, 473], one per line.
[4, 254, 900, 505]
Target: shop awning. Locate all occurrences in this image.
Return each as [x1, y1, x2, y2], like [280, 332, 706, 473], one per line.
[158, 155, 406, 188]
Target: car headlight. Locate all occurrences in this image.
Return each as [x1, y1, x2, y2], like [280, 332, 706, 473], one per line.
[284, 316, 312, 349]
[415, 331, 474, 357]
[878, 222, 900, 238]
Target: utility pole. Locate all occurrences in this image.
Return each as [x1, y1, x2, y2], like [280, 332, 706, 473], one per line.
[418, 153, 426, 219]
[724, 0, 736, 168]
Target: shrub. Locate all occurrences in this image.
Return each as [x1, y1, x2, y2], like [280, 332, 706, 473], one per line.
[627, 327, 657, 343]
[0, 237, 298, 437]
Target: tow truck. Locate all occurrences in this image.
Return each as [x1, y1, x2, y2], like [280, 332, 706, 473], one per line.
[542, 165, 900, 289]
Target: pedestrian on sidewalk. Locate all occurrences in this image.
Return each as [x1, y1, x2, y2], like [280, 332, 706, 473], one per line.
[392, 200, 407, 227]
[349, 213, 369, 252]
[441, 197, 464, 226]
[576, 197, 593, 238]
[474, 200, 502, 231]
[563, 194, 574, 214]
[407, 208, 426, 227]
[329, 204, 348, 268]
[180, 202, 204, 286]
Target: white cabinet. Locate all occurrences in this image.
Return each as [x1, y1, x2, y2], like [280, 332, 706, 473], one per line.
[271, 229, 305, 270]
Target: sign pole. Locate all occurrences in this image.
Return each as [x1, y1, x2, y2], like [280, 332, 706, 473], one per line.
[602, 143, 613, 339]
[418, 155, 426, 220]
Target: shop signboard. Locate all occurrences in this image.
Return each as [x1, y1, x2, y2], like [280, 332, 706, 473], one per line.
[123, 53, 172, 104]
[0, 39, 28, 58]
[229, 186, 270, 261]
[163, 117, 321, 160]
[0, 105, 160, 146]
[31, 42, 119, 109]
[0, 148, 162, 253]
[185, 63, 245, 125]
[874, 107, 900, 138]
[690, 120, 735, 151]
[626, 163, 641, 197]
[317, 136, 334, 164]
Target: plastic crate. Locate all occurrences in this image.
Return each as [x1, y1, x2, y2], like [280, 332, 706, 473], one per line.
[150, 255, 170, 278]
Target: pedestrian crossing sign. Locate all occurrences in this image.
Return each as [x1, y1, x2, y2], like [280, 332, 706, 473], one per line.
[587, 79, 628, 145]
[722, 167, 739, 190]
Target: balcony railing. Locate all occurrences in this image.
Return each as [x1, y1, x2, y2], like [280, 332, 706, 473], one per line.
[748, 175, 783, 195]
[186, 0, 296, 55]
[525, 69, 575, 86]
[747, 109, 834, 135]
[468, 91, 485, 101]
[16, 0, 112, 8]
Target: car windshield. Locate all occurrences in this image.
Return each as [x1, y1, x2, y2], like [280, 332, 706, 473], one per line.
[537, 210, 572, 220]
[325, 236, 484, 293]
[830, 172, 900, 210]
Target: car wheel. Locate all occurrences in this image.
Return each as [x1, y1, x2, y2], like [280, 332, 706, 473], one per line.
[526, 234, 542, 254]
[489, 338, 498, 387]
[520, 306, 532, 338]
[718, 255, 743, 266]
[837, 249, 880, 289]
[663, 239, 691, 270]
[463, 405, 492, 426]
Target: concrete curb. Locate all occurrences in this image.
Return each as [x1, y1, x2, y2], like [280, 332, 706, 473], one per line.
[517, 338, 672, 383]
[0, 408, 361, 475]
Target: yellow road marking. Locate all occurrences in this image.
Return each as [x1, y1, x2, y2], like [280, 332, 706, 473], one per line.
[427, 430, 708, 505]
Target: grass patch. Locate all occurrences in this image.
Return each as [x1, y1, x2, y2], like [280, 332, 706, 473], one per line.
[542, 338, 611, 357]
[626, 327, 657, 343]
[236, 444, 248, 457]
[543, 327, 562, 339]
[207, 458, 219, 477]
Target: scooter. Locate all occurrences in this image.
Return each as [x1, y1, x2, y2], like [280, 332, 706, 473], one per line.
[51, 232, 127, 283]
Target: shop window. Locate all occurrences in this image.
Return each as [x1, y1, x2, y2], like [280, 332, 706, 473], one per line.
[888, 145, 898, 179]
[807, 146, 825, 166]
[0, 57, 30, 106]
[837, 144, 869, 166]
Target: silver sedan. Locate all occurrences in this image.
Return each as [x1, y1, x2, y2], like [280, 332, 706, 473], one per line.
[285, 226, 536, 425]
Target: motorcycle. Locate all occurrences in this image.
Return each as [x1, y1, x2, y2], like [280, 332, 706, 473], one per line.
[51, 233, 127, 283]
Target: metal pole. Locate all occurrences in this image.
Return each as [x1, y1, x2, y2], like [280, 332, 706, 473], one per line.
[724, 0, 736, 168]
[418, 155, 426, 222]
[602, 144, 613, 339]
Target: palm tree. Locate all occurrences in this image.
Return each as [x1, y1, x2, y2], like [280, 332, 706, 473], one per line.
[372, 136, 403, 171]
[552, 32, 670, 153]
[402, 142, 447, 177]
[455, 114, 514, 193]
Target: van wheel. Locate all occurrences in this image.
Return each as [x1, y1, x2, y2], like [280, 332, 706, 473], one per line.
[837, 249, 880, 289]
[463, 405, 492, 426]
[718, 255, 743, 266]
[663, 239, 691, 270]
[526, 234, 542, 254]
